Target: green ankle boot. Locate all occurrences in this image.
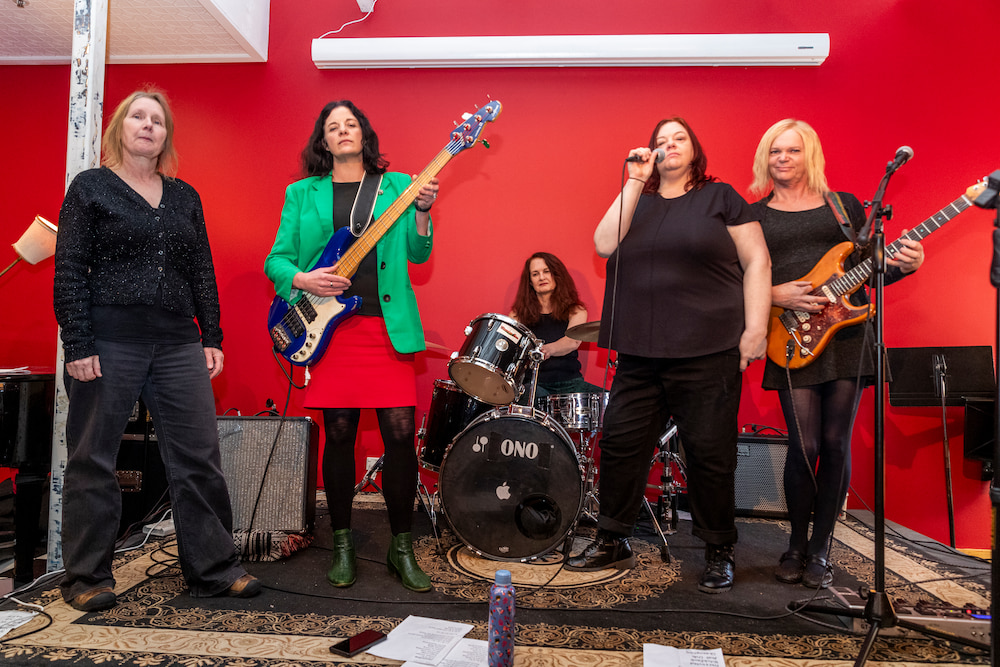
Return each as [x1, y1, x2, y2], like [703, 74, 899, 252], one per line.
[386, 532, 431, 592]
[327, 528, 356, 587]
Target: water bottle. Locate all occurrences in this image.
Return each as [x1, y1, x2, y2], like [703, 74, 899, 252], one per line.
[487, 569, 515, 667]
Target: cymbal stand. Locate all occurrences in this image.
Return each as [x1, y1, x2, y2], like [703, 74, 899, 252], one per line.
[641, 420, 682, 563]
[414, 412, 440, 533]
[354, 451, 442, 543]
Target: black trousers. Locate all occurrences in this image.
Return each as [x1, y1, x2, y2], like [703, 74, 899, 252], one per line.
[61, 340, 245, 601]
[596, 348, 742, 546]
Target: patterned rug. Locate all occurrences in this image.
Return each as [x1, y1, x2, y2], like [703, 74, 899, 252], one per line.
[0, 498, 990, 666]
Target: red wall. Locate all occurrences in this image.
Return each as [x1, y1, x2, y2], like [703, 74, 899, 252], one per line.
[2, 0, 998, 549]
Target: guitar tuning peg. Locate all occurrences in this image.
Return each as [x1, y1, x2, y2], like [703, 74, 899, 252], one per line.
[480, 139, 490, 149]
[460, 112, 473, 121]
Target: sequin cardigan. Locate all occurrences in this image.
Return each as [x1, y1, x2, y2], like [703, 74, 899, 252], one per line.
[54, 167, 223, 363]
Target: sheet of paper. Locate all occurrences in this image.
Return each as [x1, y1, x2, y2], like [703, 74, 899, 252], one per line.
[367, 615, 473, 665]
[643, 644, 725, 667]
[402, 638, 487, 667]
[0, 611, 38, 638]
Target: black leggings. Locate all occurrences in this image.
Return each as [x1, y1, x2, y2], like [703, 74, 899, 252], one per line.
[321, 406, 418, 536]
[778, 379, 862, 559]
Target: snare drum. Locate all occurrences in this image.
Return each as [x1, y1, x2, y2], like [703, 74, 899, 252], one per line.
[438, 406, 583, 561]
[448, 313, 540, 406]
[537, 392, 609, 432]
[418, 379, 492, 471]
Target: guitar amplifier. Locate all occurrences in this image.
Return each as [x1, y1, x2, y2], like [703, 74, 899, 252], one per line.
[217, 416, 319, 535]
[734, 434, 788, 519]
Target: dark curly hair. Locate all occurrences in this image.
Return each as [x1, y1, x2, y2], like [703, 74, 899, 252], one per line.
[510, 252, 585, 326]
[300, 100, 389, 177]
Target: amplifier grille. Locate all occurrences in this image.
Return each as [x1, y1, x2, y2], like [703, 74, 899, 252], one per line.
[217, 416, 319, 533]
[735, 435, 788, 519]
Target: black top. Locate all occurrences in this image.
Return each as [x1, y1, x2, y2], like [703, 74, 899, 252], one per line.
[54, 167, 223, 362]
[332, 181, 382, 317]
[530, 313, 582, 383]
[751, 192, 906, 389]
[599, 182, 754, 358]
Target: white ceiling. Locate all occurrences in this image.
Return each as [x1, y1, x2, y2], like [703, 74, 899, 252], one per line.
[0, 0, 270, 65]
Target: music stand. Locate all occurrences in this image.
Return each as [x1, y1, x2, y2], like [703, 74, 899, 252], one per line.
[887, 346, 995, 406]
[887, 345, 997, 547]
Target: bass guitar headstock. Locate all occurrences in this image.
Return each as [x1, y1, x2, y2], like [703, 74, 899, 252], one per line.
[446, 100, 502, 156]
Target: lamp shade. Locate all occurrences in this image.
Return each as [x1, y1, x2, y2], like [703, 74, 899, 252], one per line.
[13, 215, 58, 265]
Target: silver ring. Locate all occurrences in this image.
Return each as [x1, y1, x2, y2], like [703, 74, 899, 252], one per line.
[329, 281, 333, 287]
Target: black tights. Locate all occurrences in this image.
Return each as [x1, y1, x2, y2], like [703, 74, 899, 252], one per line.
[778, 379, 862, 560]
[321, 407, 418, 536]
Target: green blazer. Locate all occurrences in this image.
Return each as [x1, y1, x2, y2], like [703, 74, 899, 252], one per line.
[264, 172, 433, 354]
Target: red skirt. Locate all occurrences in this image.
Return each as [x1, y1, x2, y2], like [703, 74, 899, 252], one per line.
[303, 315, 417, 409]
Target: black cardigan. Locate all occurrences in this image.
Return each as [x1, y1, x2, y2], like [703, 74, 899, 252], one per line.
[54, 167, 223, 362]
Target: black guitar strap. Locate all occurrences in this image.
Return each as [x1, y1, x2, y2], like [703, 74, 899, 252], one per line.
[825, 191, 858, 244]
[349, 172, 383, 237]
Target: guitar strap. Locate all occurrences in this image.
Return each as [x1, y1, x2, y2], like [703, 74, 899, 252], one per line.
[824, 191, 858, 244]
[349, 172, 384, 237]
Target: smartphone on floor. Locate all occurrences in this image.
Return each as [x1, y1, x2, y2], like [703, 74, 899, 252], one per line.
[329, 629, 387, 657]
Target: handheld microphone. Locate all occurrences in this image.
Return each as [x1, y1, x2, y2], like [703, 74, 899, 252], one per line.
[626, 148, 666, 164]
[886, 146, 914, 173]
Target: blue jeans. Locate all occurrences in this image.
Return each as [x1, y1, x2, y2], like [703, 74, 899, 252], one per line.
[596, 349, 742, 545]
[61, 340, 245, 600]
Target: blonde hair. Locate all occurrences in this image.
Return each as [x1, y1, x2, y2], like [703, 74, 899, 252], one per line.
[749, 119, 828, 197]
[101, 89, 178, 176]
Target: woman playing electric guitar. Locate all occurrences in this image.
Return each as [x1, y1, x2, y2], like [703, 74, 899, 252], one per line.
[748, 119, 924, 590]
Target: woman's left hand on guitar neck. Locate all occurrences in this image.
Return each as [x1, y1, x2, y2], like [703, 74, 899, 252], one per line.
[886, 230, 925, 274]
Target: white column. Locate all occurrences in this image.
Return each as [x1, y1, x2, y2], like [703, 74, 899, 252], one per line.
[48, 0, 108, 572]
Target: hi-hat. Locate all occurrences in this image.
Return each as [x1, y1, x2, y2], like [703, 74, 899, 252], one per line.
[566, 321, 601, 342]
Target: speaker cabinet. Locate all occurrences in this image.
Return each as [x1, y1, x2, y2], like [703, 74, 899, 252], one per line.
[217, 416, 319, 535]
[734, 434, 788, 519]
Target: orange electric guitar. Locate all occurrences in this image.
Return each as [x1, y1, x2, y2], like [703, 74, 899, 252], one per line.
[766, 181, 987, 369]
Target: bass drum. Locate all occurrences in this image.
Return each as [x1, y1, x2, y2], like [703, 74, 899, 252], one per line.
[439, 406, 583, 561]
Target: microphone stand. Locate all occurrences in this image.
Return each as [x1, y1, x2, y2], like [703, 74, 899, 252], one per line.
[971, 169, 1000, 666]
[851, 168, 1000, 663]
[850, 166, 896, 666]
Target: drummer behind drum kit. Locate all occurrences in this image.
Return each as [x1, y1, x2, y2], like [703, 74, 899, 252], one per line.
[415, 313, 685, 564]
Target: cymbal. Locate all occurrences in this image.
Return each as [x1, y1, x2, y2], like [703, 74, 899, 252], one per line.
[566, 321, 601, 342]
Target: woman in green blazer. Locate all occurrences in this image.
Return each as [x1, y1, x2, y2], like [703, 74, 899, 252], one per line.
[265, 100, 439, 592]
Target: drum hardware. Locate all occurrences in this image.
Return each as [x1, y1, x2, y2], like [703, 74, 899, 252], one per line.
[533, 390, 609, 526]
[354, 453, 442, 544]
[641, 420, 686, 563]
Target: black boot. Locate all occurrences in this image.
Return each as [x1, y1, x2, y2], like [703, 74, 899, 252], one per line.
[698, 543, 735, 594]
[565, 530, 635, 571]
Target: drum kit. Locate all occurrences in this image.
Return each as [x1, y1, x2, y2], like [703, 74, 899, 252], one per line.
[412, 312, 686, 564]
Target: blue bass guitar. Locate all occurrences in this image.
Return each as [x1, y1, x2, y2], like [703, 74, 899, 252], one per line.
[268, 100, 502, 366]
